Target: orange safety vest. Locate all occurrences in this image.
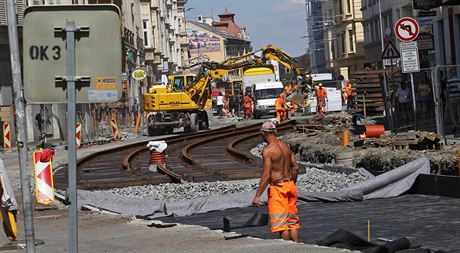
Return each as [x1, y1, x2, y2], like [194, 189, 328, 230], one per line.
[316, 88, 327, 99]
[244, 96, 252, 109]
[346, 84, 352, 96]
[275, 97, 285, 111]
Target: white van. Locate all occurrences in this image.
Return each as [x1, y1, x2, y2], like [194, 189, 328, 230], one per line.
[250, 82, 284, 119]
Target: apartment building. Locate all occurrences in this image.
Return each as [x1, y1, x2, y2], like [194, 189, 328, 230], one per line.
[361, 0, 414, 68]
[141, 0, 189, 83]
[306, 0, 325, 73]
[0, 0, 191, 145]
[360, 0, 460, 71]
[330, 0, 365, 79]
[306, 0, 365, 79]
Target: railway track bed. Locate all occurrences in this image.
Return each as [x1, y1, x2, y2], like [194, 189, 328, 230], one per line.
[54, 121, 298, 191]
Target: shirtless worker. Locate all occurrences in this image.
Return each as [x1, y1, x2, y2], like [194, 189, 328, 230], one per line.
[252, 121, 300, 242]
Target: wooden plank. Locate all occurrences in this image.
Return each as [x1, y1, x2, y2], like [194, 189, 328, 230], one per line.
[354, 83, 382, 88]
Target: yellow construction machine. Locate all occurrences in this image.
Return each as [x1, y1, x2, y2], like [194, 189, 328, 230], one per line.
[143, 45, 309, 135]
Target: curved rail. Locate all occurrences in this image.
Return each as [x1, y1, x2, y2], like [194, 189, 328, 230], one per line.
[226, 123, 296, 161]
[55, 124, 242, 190]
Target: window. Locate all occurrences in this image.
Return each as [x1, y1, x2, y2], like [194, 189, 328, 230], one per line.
[254, 88, 284, 100]
[331, 41, 336, 59]
[341, 32, 346, 55]
[346, 0, 352, 14]
[338, 0, 343, 15]
[348, 30, 354, 52]
[143, 20, 149, 47]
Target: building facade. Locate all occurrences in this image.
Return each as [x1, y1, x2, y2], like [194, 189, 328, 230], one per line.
[361, 0, 460, 72]
[306, 0, 326, 73]
[331, 0, 365, 79]
[0, 0, 195, 146]
[141, 0, 190, 83]
[361, 0, 414, 68]
[186, 18, 251, 65]
[306, 0, 365, 79]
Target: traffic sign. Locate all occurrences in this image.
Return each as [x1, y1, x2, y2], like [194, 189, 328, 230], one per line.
[418, 11, 437, 17]
[381, 40, 400, 59]
[132, 69, 147, 81]
[413, 0, 441, 10]
[23, 5, 122, 104]
[395, 17, 420, 42]
[121, 72, 129, 82]
[400, 42, 420, 73]
[417, 32, 434, 50]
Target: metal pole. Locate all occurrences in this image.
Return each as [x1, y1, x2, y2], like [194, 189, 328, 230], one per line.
[431, 66, 444, 136]
[65, 21, 78, 253]
[5, 1, 36, 252]
[378, 0, 386, 69]
[410, 73, 417, 130]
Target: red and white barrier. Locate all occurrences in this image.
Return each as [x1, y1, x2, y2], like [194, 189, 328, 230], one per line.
[110, 118, 120, 141]
[33, 149, 55, 205]
[75, 123, 81, 148]
[2, 123, 11, 150]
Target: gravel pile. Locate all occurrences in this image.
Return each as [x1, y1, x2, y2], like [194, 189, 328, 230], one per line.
[99, 167, 369, 201]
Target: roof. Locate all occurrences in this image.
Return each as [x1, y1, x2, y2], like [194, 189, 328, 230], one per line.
[188, 20, 249, 42]
[218, 10, 235, 16]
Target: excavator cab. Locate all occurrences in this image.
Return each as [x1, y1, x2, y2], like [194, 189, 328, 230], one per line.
[169, 74, 196, 92]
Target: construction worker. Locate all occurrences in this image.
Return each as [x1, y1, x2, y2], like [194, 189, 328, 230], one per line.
[285, 80, 298, 117]
[345, 80, 355, 110]
[252, 122, 300, 242]
[315, 83, 327, 116]
[275, 92, 287, 122]
[244, 93, 253, 119]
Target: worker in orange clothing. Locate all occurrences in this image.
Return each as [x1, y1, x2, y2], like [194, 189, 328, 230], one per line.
[252, 122, 300, 242]
[244, 94, 253, 119]
[275, 92, 287, 122]
[315, 83, 327, 116]
[284, 80, 298, 117]
[345, 80, 355, 110]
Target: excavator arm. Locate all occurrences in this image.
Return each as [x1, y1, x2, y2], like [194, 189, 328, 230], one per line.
[144, 45, 311, 112]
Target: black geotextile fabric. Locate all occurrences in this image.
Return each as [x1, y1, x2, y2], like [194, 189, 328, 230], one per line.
[316, 229, 449, 253]
[158, 194, 460, 252]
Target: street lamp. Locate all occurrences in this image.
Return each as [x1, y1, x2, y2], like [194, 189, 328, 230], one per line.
[378, 0, 386, 68]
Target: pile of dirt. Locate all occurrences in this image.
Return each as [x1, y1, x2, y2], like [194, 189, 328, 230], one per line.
[284, 132, 458, 175]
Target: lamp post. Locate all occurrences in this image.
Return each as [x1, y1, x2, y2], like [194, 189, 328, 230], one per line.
[378, 0, 386, 69]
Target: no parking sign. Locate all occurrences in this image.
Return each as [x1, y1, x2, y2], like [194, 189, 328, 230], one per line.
[395, 17, 420, 42]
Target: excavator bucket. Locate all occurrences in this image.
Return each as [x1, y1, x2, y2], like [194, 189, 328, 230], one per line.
[286, 91, 305, 107]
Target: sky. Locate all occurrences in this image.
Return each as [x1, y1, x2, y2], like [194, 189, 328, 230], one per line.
[186, 0, 307, 57]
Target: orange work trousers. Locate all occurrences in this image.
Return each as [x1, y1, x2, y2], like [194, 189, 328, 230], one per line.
[276, 109, 287, 122]
[268, 179, 300, 233]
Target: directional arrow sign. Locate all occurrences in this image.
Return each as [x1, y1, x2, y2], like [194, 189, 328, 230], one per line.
[395, 17, 420, 42]
[381, 40, 401, 59]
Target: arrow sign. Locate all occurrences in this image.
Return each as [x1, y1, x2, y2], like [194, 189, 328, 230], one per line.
[395, 17, 420, 42]
[381, 40, 401, 59]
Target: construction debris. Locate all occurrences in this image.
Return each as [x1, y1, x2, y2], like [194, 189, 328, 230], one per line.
[358, 131, 442, 150]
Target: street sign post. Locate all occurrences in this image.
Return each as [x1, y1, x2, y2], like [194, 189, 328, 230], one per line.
[381, 40, 401, 59]
[23, 5, 122, 104]
[400, 41, 420, 130]
[395, 17, 420, 42]
[400, 41, 420, 73]
[23, 5, 121, 253]
[6, 1, 36, 252]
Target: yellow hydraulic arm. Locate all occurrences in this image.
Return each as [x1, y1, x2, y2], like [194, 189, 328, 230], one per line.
[143, 45, 309, 112]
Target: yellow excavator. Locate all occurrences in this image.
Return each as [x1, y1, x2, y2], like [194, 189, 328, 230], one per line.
[143, 45, 309, 135]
